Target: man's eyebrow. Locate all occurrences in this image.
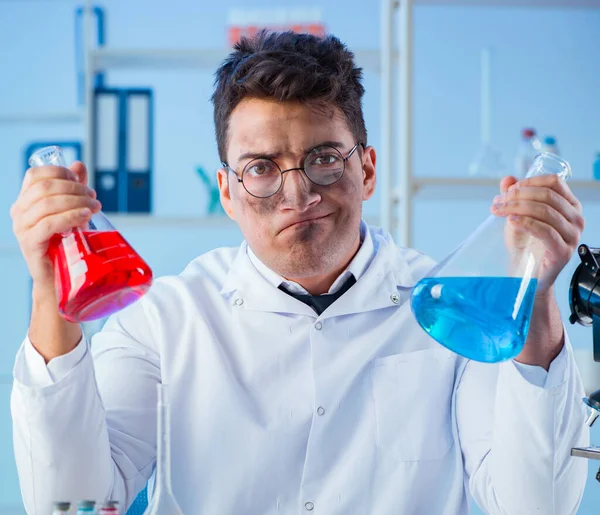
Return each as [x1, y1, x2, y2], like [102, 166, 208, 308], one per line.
[306, 141, 346, 153]
[237, 150, 282, 162]
[236, 141, 347, 163]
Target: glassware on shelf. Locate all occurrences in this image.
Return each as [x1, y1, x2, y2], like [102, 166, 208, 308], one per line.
[515, 128, 542, 178]
[468, 47, 506, 178]
[100, 500, 121, 514]
[51, 502, 71, 514]
[75, 500, 96, 514]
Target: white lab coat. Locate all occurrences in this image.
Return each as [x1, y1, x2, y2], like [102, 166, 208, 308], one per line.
[11, 225, 589, 515]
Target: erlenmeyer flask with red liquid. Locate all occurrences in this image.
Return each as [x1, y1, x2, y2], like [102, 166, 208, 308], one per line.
[29, 146, 153, 323]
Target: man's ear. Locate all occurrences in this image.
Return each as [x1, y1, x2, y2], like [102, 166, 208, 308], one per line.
[361, 146, 377, 201]
[217, 167, 236, 221]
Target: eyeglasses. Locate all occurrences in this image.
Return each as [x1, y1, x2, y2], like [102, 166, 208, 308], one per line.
[222, 143, 362, 199]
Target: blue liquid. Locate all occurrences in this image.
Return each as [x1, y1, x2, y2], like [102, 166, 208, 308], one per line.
[410, 277, 537, 363]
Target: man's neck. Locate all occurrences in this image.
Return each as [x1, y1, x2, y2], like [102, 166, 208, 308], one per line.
[284, 234, 361, 296]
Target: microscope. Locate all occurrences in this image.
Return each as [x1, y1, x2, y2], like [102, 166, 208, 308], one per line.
[568, 244, 600, 481]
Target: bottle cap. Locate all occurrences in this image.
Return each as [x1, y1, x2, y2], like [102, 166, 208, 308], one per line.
[102, 500, 120, 508]
[77, 500, 96, 510]
[53, 502, 71, 511]
[544, 136, 556, 145]
[522, 128, 536, 139]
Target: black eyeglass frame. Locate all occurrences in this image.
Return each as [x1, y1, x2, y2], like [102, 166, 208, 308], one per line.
[222, 142, 363, 199]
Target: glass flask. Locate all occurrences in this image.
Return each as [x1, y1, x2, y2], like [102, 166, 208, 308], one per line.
[75, 500, 96, 514]
[143, 384, 184, 515]
[51, 502, 71, 514]
[28, 146, 153, 323]
[468, 142, 505, 178]
[99, 500, 121, 514]
[468, 47, 505, 178]
[411, 152, 571, 363]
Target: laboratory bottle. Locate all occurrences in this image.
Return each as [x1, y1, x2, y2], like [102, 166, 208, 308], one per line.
[411, 152, 572, 363]
[143, 384, 184, 515]
[593, 153, 600, 181]
[515, 128, 541, 178]
[52, 502, 71, 514]
[99, 500, 121, 514]
[75, 500, 96, 514]
[28, 146, 153, 323]
[542, 135, 559, 156]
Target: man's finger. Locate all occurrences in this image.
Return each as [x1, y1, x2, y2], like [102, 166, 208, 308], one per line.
[493, 199, 578, 247]
[21, 166, 75, 194]
[26, 208, 94, 248]
[19, 195, 101, 232]
[507, 174, 580, 208]
[493, 185, 584, 229]
[16, 179, 96, 213]
[508, 215, 570, 261]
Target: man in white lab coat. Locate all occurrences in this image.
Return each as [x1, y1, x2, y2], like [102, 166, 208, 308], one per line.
[10, 31, 589, 514]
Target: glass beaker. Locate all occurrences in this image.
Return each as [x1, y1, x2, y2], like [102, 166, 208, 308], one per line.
[410, 152, 571, 363]
[143, 384, 184, 515]
[99, 500, 121, 514]
[29, 146, 153, 323]
[51, 502, 71, 514]
[75, 500, 96, 514]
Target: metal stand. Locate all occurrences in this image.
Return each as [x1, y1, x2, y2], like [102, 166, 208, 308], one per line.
[571, 448, 600, 482]
[569, 244, 600, 482]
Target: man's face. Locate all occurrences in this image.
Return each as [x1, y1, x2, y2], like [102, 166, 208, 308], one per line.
[217, 98, 376, 280]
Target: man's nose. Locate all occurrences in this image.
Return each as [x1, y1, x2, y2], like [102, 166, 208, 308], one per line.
[280, 168, 321, 210]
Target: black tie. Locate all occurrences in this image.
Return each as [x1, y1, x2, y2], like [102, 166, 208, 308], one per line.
[278, 275, 357, 315]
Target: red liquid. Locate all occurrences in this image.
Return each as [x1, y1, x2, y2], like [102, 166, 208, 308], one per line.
[48, 230, 153, 323]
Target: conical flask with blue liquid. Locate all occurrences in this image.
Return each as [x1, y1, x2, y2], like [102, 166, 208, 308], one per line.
[410, 152, 572, 363]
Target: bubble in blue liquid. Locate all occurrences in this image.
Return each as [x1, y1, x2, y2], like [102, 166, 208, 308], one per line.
[410, 276, 537, 363]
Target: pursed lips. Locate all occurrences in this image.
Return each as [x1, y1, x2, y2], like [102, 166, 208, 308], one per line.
[280, 213, 332, 232]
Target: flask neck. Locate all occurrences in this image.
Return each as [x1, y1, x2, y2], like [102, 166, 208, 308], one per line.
[155, 393, 174, 494]
[525, 151, 571, 181]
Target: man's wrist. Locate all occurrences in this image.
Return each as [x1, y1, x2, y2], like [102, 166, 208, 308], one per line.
[514, 289, 564, 370]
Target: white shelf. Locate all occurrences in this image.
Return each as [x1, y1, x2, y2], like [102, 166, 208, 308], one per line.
[415, 0, 600, 6]
[412, 177, 600, 201]
[91, 47, 397, 74]
[0, 110, 83, 124]
[109, 214, 237, 228]
[91, 48, 227, 72]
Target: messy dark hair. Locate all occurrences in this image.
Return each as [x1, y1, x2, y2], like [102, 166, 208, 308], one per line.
[211, 30, 367, 162]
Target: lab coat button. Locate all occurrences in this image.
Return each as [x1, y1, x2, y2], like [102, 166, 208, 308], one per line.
[305, 501, 314, 511]
[234, 298, 244, 306]
[315, 321, 323, 330]
[390, 293, 400, 304]
[317, 406, 325, 416]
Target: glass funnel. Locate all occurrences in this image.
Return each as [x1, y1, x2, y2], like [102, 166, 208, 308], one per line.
[143, 384, 184, 515]
[28, 146, 153, 323]
[410, 152, 572, 363]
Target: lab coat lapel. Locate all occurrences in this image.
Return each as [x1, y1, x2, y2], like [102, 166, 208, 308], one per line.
[319, 242, 409, 319]
[220, 237, 418, 318]
[220, 244, 317, 317]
